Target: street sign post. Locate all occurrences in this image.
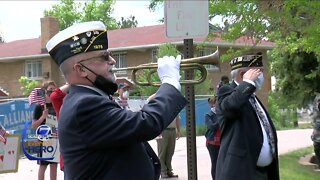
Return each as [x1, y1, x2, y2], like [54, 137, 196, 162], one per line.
[165, 1, 209, 179]
[165, 0, 209, 38]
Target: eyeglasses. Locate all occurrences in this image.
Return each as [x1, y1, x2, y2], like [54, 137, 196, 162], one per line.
[79, 51, 113, 63]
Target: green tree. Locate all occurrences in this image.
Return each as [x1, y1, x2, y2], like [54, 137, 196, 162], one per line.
[18, 76, 40, 96]
[44, 0, 118, 30]
[134, 43, 214, 96]
[148, 0, 163, 12]
[148, 0, 164, 23]
[149, 0, 320, 108]
[135, 43, 180, 96]
[208, 0, 320, 108]
[132, 69, 159, 96]
[117, 15, 138, 29]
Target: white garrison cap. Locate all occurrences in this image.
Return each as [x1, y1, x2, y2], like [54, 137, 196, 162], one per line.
[46, 21, 108, 65]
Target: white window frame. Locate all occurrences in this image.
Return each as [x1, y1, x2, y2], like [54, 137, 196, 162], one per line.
[113, 52, 127, 74]
[198, 48, 219, 71]
[25, 61, 42, 80]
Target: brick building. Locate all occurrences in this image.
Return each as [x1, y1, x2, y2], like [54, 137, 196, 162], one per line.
[0, 16, 275, 106]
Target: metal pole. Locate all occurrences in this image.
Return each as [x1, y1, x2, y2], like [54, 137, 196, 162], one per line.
[183, 38, 197, 180]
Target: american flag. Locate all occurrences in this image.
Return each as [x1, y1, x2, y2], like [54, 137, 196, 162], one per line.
[0, 124, 7, 144]
[28, 88, 46, 105]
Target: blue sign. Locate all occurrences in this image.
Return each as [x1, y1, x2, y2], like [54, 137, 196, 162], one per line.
[0, 98, 211, 130]
[22, 121, 57, 161]
[0, 99, 34, 134]
[180, 98, 211, 127]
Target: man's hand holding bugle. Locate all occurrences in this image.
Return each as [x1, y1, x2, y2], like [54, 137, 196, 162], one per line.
[157, 55, 182, 91]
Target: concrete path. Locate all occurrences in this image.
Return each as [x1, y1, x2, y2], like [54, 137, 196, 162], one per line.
[0, 129, 314, 180]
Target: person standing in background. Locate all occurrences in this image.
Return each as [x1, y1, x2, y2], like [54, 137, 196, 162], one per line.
[157, 115, 181, 179]
[50, 83, 70, 179]
[147, 93, 181, 179]
[50, 83, 70, 121]
[205, 96, 220, 180]
[116, 83, 130, 109]
[217, 75, 230, 90]
[31, 81, 58, 180]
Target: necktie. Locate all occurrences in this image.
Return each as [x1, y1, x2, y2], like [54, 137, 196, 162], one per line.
[249, 96, 276, 155]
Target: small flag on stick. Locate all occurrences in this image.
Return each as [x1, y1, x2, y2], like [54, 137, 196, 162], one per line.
[28, 88, 46, 105]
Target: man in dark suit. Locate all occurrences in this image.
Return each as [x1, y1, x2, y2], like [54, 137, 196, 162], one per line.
[46, 21, 187, 180]
[215, 53, 279, 180]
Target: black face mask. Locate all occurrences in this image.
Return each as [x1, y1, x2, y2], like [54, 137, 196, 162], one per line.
[93, 75, 118, 95]
[79, 63, 118, 95]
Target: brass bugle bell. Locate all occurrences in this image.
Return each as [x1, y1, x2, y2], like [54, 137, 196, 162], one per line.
[113, 48, 220, 86]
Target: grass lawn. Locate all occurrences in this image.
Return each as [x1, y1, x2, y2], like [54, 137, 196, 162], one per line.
[280, 146, 319, 180]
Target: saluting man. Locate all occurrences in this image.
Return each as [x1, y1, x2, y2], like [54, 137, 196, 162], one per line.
[215, 53, 279, 180]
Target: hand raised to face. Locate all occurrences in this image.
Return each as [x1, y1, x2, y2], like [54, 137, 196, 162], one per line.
[243, 69, 261, 81]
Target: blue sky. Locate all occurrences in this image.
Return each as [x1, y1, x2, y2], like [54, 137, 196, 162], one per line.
[0, 1, 163, 42]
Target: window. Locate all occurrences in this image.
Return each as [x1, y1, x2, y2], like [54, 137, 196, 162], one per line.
[151, 49, 158, 63]
[198, 48, 219, 71]
[25, 61, 42, 79]
[113, 52, 127, 74]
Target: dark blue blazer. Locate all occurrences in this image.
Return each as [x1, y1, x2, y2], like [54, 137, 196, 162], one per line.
[59, 83, 187, 180]
[216, 81, 279, 180]
[205, 110, 219, 141]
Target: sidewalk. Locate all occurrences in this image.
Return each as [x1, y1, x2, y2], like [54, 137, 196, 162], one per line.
[0, 129, 314, 180]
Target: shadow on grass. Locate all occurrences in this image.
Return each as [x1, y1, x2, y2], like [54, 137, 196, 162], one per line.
[280, 146, 319, 180]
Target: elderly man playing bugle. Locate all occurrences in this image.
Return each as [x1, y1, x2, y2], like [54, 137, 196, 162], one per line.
[46, 21, 187, 180]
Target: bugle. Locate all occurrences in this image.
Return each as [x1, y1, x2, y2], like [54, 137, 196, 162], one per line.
[113, 49, 220, 86]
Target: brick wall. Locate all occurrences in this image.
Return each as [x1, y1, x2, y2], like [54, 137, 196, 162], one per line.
[40, 16, 59, 53]
[115, 49, 154, 79]
[40, 16, 66, 87]
[0, 61, 26, 97]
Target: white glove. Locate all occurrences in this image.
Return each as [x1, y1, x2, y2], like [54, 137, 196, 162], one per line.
[157, 55, 181, 91]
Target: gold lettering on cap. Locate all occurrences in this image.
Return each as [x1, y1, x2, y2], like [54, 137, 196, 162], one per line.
[93, 44, 103, 49]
